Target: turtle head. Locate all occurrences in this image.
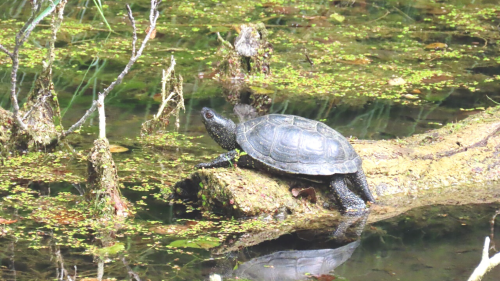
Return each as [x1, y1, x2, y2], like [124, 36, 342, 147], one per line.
[201, 107, 237, 151]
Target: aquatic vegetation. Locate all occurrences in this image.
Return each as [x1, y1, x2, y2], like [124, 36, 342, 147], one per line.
[0, 0, 499, 279]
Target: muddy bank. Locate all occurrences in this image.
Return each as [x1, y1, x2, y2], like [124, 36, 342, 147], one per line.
[178, 107, 500, 220]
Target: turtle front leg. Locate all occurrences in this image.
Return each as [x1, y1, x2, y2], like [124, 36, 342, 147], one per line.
[330, 174, 366, 214]
[195, 150, 238, 169]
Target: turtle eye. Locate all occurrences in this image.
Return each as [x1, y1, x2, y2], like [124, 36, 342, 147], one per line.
[205, 112, 214, 119]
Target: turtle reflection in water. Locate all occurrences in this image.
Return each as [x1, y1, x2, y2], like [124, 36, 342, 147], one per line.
[196, 107, 376, 212]
[208, 212, 368, 280]
[233, 240, 360, 281]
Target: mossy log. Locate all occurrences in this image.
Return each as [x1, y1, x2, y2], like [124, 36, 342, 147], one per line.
[179, 107, 500, 222]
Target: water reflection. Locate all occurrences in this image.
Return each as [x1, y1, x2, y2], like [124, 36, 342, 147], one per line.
[208, 212, 369, 281]
[233, 241, 360, 281]
[0, 202, 499, 279]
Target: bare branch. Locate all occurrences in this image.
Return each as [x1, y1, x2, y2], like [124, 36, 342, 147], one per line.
[0, 44, 13, 59]
[8, 0, 59, 131]
[468, 237, 500, 281]
[217, 32, 234, 50]
[65, 1, 160, 139]
[141, 55, 184, 135]
[99, 1, 160, 98]
[126, 5, 137, 56]
[65, 1, 160, 140]
[150, 0, 160, 24]
[62, 100, 98, 136]
[155, 56, 177, 120]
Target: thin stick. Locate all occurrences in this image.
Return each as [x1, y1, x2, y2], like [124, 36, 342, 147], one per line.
[99, 2, 160, 98]
[126, 4, 137, 56]
[216, 32, 234, 49]
[70, 0, 161, 139]
[303, 49, 314, 67]
[174, 74, 184, 131]
[392, 6, 414, 22]
[0, 44, 13, 58]
[63, 100, 98, 136]
[367, 10, 391, 23]
[486, 95, 500, 105]
[6, 0, 59, 130]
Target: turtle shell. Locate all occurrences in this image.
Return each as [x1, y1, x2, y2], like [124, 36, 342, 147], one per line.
[236, 114, 361, 175]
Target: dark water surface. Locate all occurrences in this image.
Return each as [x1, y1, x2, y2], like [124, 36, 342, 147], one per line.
[0, 202, 499, 280]
[1, 0, 500, 280]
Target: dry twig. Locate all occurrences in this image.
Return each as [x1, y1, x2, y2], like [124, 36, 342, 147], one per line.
[66, 0, 160, 139]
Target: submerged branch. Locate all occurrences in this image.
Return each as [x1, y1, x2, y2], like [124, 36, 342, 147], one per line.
[122, 256, 142, 281]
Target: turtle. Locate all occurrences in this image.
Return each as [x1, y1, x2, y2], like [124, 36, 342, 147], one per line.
[195, 107, 376, 212]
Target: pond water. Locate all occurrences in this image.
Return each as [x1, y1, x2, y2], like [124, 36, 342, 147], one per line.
[1, 202, 500, 280]
[1, 0, 500, 280]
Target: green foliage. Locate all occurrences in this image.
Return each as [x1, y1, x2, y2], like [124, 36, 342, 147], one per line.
[0, 1, 499, 278]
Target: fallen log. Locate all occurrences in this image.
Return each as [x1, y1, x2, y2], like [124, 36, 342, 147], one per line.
[177, 106, 500, 222]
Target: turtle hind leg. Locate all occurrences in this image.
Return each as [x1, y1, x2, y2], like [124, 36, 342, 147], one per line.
[330, 174, 366, 214]
[350, 169, 376, 203]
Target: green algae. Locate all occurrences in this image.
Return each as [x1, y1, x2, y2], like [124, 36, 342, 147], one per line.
[1, 1, 498, 109]
[0, 1, 499, 278]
